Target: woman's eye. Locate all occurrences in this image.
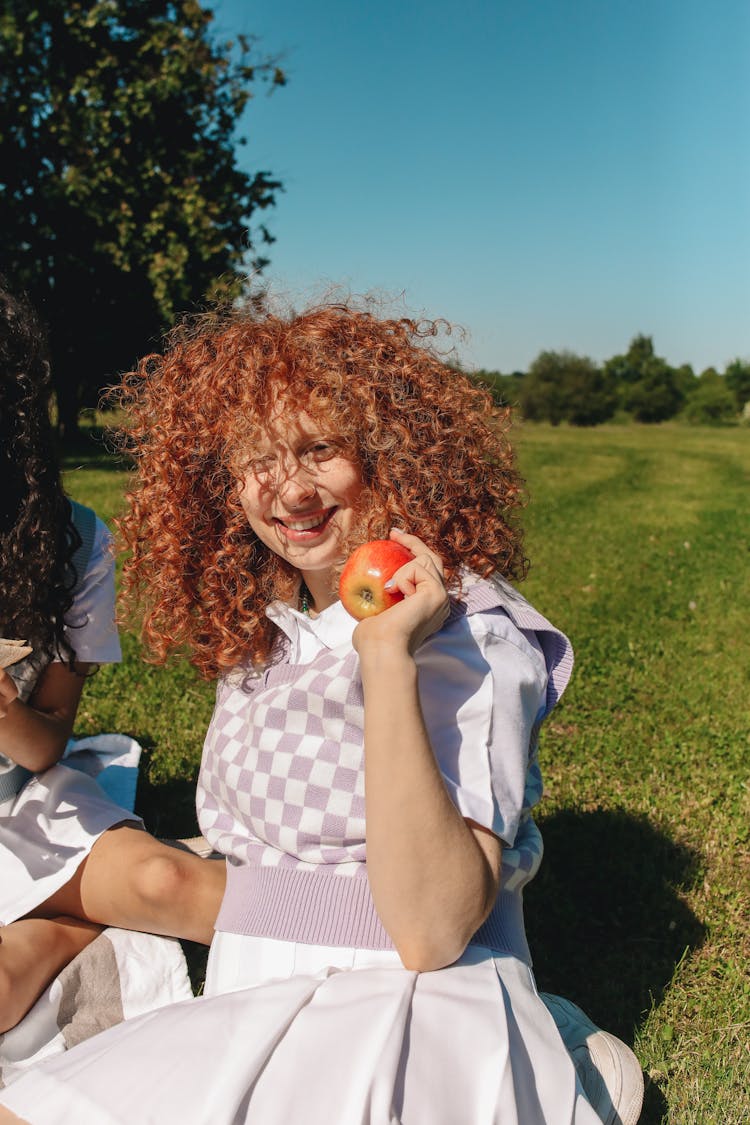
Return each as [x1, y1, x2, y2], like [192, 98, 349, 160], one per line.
[303, 442, 336, 463]
[249, 456, 276, 477]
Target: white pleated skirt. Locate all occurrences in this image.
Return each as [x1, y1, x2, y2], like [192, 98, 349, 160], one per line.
[0, 764, 139, 925]
[0, 929, 602, 1124]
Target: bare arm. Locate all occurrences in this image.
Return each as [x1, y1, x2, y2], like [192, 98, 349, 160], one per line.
[353, 530, 502, 972]
[0, 662, 89, 772]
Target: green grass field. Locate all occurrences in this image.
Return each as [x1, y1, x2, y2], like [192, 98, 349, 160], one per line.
[63, 422, 749, 1124]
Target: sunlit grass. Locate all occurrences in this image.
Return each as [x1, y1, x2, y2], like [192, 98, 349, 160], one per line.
[517, 423, 749, 1124]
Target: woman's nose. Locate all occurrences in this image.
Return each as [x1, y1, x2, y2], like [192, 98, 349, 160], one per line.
[276, 462, 316, 503]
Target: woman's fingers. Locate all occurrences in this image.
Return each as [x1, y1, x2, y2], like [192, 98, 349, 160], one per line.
[386, 529, 448, 613]
[389, 528, 445, 577]
[353, 540, 450, 657]
[385, 554, 444, 599]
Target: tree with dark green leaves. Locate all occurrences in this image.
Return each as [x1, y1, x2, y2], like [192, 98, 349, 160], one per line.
[602, 333, 655, 386]
[724, 358, 750, 413]
[605, 335, 686, 423]
[0, 0, 284, 437]
[620, 362, 685, 423]
[673, 363, 697, 400]
[683, 368, 736, 425]
[519, 350, 617, 427]
[470, 368, 525, 408]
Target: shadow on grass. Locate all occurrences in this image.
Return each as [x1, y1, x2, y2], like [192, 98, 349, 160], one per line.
[133, 758, 202, 841]
[525, 807, 704, 1125]
[60, 426, 131, 474]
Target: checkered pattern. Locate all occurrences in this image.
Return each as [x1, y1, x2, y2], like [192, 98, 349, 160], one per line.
[500, 814, 544, 894]
[198, 648, 367, 875]
[492, 725, 545, 896]
[197, 576, 574, 951]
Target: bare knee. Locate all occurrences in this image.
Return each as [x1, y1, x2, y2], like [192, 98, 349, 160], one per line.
[0, 958, 25, 1034]
[133, 848, 225, 906]
[131, 850, 194, 909]
[0, 1106, 31, 1124]
[0, 961, 15, 1032]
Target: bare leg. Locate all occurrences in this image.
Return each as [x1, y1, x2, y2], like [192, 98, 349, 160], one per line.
[0, 1107, 30, 1124]
[0, 826, 224, 1031]
[0, 916, 101, 1033]
[35, 824, 226, 945]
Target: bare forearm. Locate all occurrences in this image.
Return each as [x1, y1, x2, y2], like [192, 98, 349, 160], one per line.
[0, 700, 72, 771]
[0, 663, 86, 772]
[360, 647, 499, 971]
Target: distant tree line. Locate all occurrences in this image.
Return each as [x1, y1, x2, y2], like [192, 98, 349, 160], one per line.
[470, 335, 750, 426]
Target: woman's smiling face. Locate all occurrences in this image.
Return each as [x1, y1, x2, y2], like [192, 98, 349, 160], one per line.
[238, 411, 363, 594]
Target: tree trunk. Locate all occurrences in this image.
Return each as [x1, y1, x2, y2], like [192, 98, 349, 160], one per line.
[53, 369, 80, 444]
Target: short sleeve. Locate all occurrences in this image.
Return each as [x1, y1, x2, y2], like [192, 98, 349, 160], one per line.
[58, 517, 122, 664]
[416, 609, 548, 848]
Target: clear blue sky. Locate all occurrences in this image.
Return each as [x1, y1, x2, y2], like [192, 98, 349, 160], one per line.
[212, 0, 750, 375]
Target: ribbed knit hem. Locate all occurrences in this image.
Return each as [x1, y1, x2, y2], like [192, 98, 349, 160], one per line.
[473, 891, 531, 964]
[217, 863, 394, 950]
[216, 863, 532, 963]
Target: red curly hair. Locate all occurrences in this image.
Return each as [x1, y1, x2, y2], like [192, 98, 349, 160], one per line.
[111, 300, 527, 677]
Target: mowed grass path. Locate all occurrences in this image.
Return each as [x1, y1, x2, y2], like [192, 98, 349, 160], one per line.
[64, 423, 749, 1124]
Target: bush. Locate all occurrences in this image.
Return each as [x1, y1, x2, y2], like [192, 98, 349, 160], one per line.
[519, 351, 617, 426]
[683, 382, 737, 425]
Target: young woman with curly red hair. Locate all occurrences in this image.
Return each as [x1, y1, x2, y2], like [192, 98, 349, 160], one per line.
[0, 300, 642, 1124]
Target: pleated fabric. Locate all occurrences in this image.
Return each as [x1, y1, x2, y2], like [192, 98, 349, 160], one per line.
[0, 944, 602, 1124]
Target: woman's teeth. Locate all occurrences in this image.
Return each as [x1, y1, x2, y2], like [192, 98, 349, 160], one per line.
[280, 512, 330, 531]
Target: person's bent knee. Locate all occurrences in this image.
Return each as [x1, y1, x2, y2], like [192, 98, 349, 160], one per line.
[0, 1106, 31, 1124]
[0, 960, 25, 1035]
[132, 849, 194, 909]
[0, 960, 15, 1032]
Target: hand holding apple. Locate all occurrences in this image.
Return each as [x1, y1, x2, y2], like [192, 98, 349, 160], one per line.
[344, 530, 451, 660]
[339, 539, 414, 620]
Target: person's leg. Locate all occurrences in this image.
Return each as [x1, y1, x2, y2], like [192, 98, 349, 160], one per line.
[0, 916, 101, 1033]
[35, 824, 226, 945]
[0, 1106, 29, 1124]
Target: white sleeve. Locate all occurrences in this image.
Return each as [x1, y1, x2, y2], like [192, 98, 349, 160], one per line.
[415, 609, 548, 847]
[57, 517, 122, 664]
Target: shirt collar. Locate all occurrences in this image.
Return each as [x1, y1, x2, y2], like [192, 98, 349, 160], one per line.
[266, 598, 357, 651]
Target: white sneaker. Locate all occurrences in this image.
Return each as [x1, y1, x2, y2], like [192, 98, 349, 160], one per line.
[541, 993, 644, 1125]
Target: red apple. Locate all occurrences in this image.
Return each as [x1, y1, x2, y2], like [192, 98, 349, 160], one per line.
[339, 539, 413, 620]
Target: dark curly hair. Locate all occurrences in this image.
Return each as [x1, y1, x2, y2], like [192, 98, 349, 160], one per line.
[0, 278, 79, 665]
[111, 298, 528, 677]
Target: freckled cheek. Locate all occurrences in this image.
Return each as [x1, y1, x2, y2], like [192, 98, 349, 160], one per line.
[238, 479, 270, 530]
[336, 465, 365, 507]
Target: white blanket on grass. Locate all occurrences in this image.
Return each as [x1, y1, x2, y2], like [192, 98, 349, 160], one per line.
[62, 731, 144, 809]
[0, 735, 194, 1088]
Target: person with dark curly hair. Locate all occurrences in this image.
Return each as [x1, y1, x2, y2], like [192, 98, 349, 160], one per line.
[0, 280, 225, 1037]
[0, 299, 642, 1124]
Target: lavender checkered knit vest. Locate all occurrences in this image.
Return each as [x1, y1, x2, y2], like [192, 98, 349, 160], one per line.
[197, 577, 573, 963]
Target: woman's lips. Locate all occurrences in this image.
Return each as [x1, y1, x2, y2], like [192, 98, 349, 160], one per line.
[273, 507, 337, 541]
